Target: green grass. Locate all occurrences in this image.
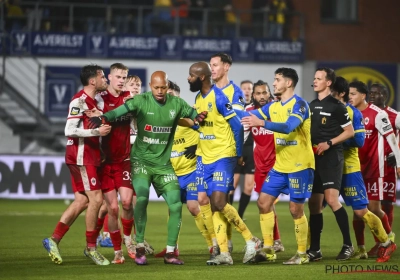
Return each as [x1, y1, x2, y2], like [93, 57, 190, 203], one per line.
[0, 200, 399, 280]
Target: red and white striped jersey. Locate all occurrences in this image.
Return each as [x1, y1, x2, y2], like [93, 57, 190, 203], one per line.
[65, 90, 104, 166]
[383, 106, 400, 174]
[358, 104, 394, 179]
[245, 104, 276, 172]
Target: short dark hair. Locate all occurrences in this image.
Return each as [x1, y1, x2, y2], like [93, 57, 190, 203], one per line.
[240, 80, 253, 86]
[210, 52, 233, 65]
[349, 81, 368, 96]
[370, 83, 388, 97]
[168, 80, 180, 93]
[316, 67, 336, 87]
[332, 76, 349, 102]
[274, 67, 298, 88]
[80, 64, 103, 86]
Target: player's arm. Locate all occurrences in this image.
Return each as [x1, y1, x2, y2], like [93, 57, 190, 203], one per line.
[376, 111, 400, 171]
[343, 108, 365, 148]
[216, 94, 244, 157]
[178, 99, 208, 126]
[328, 103, 354, 146]
[232, 85, 246, 111]
[64, 99, 108, 137]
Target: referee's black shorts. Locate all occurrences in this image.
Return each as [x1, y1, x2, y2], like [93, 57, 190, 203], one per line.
[312, 148, 344, 194]
[234, 145, 255, 175]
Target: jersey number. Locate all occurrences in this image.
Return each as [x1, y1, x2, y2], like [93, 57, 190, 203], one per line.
[123, 171, 131, 181]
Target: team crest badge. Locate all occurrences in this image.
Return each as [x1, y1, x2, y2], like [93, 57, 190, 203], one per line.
[287, 108, 292, 116]
[91, 178, 96, 186]
[364, 117, 369, 125]
[169, 109, 176, 119]
[207, 102, 213, 112]
[322, 117, 326, 124]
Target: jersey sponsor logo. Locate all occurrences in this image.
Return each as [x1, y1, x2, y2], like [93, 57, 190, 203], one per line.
[70, 107, 80, 115]
[199, 132, 216, 140]
[382, 125, 392, 132]
[252, 127, 273, 135]
[382, 118, 389, 124]
[143, 136, 167, 144]
[204, 121, 213, 127]
[147, 112, 154, 115]
[144, 124, 172, 133]
[66, 139, 74, 145]
[169, 110, 176, 119]
[314, 106, 323, 109]
[276, 138, 297, 146]
[320, 111, 331, 116]
[171, 150, 185, 158]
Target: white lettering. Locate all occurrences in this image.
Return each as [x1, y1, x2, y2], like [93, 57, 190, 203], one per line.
[109, 37, 158, 49]
[183, 39, 231, 51]
[33, 34, 84, 47]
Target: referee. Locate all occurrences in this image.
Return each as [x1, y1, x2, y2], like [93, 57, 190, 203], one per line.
[307, 67, 355, 261]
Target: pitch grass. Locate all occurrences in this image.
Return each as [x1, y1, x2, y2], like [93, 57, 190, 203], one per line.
[0, 200, 399, 280]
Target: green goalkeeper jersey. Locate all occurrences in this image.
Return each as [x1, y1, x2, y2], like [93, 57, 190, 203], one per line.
[103, 91, 198, 166]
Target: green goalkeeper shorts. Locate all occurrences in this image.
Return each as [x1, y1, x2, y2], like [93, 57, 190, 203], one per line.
[131, 160, 180, 197]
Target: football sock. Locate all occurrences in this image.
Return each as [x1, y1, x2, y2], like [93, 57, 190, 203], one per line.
[380, 213, 392, 234]
[221, 203, 252, 241]
[226, 221, 232, 242]
[294, 215, 308, 253]
[110, 230, 122, 251]
[103, 214, 109, 233]
[52, 222, 70, 243]
[132, 178, 150, 244]
[166, 245, 175, 253]
[120, 217, 133, 237]
[309, 213, 323, 251]
[95, 217, 105, 236]
[229, 193, 234, 205]
[382, 203, 394, 226]
[194, 213, 213, 247]
[86, 230, 97, 248]
[352, 219, 365, 246]
[273, 212, 281, 240]
[334, 207, 352, 246]
[260, 212, 274, 247]
[307, 226, 311, 249]
[212, 211, 228, 253]
[238, 193, 251, 219]
[200, 203, 216, 240]
[163, 190, 183, 247]
[362, 210, 388, 244]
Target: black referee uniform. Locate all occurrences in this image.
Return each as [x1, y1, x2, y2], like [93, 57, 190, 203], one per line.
[234, 133, 255, 175]
[309, 94, 351, 193]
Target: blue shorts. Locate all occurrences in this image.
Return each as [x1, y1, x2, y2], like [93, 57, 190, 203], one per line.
[261, 168, 314, 202]
[178, 171, 197, 203]
[340, 172, 369, 210]
[196, 156, 205, 193]
[203, 157, 236, 197]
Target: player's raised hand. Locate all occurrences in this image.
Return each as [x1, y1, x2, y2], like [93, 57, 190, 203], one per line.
[88, 116, 108, 129]
[195, 111, 208, 125]
[184, 145, 197, 159]
[241, 112, 265, 127]
[99, 125, 111, 136]
[84, 108, 102, 117]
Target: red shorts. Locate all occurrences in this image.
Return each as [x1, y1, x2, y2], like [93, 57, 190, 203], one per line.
[364, 176, 396, 202]
[254, 169, 268, 193]
[100, 161, 134, 194]
[68, 165, 101, 193]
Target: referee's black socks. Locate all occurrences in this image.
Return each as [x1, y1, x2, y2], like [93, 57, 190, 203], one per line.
[334, 207, 352, 247]
[238, 193, 251, 219]
[309, 213, 323, 251]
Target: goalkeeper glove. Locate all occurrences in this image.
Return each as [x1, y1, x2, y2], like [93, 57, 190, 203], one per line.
[184, 145, 197, 159]
[194, 111, 207, 125]
[387, 152, 397, 167]
[88, 116, 108, 129]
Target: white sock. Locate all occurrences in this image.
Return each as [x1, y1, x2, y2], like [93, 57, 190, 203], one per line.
[212, 238, 218, 247]
[166, 245, 175, 253]
[228, 240, 233, 247]
[103, 232, 110, 238]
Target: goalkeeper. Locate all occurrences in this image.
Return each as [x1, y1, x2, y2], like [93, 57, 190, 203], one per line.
[89, 71, 207, 265]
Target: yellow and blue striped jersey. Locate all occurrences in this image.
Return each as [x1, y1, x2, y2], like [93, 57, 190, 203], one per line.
[343, 104, 365, 174]
[170, 126, 199, 176]
[195, 85, 237, 164]
[258, 94, 314, 173]
[220, 81, 245, 111]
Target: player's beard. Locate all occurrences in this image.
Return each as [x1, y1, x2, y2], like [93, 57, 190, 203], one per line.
[253, 98, 266, 108]
[189, 77, 203, 92]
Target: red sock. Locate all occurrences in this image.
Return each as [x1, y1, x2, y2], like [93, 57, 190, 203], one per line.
[52, 222, 70, 243]
[382, 204, 394, 227]
[352, 220, 365, 246]
[273, 213, 280, 241]
[110, 230, 122, 251]
[86, 230, 97, 248]
[95, 217, 105, 236]
[120, 218, 134, 237]
[103, 214, 109, 233]
[380, 213, 392, 234]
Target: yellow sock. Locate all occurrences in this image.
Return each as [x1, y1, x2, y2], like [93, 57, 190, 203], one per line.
[307, 225, 310, 249]
[200, 203, 216, 239]
[226, 221, 232, 241]
[362, 210, 388, 243]
[194, 213, 212, 247]
[260, 212, 275, 247]
[221, 203, 253, 241]
[213, 211, 228, 253]
[294, 215, 308, 253]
